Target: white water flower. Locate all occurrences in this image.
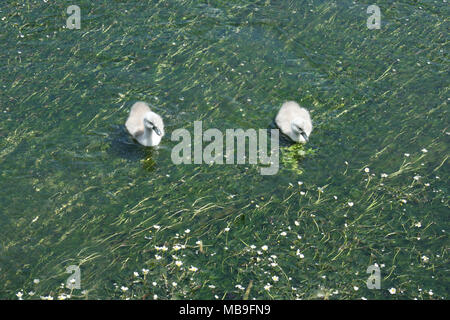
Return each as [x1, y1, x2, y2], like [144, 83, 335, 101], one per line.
[153, 225, 161, 230]
[421, 148, 428, 153]
[33, 279, 40, 284]
[272, 276, 279, 282]
[175, 260, 183, 267]
[264, 283, 272, 291]
[155, 255, 162, 260]
[413, 175, 421, 181]
[348, 202, 354, 207]
[16, 291, 23, 299]
[188, 266, 198, 272]
[261, 245, 268, 251]
[353, 286, 359, 291]
[142, 268, 149, 275]
[381, 173, 388, 178]
[184, 229, 190, 234]
[421, 255, 429, 262]
[389, 287, 397, 294]
[120, 286, 128, 292]
[57, 293, 68, 300]
[280, 231, 287, 236]
[224, 227, 230, 232]
[404, 153, 410, 157]
[415, 222, 422, 228]
[364, 168, 370, 173]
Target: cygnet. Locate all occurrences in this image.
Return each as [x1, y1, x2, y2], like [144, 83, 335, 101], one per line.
[125, 101, 164, 146]
[275, 101, 312, 143]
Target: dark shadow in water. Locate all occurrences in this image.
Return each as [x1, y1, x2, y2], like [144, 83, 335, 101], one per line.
[268, 119, 295, 147]
[107, 124, 157, 172]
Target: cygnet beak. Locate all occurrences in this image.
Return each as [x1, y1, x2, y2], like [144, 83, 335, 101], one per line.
[301, 132, 309, 142]
[153, 126, 162, 136]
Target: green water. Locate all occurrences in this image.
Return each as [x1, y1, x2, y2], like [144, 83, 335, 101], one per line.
[0, 0, 448, 300]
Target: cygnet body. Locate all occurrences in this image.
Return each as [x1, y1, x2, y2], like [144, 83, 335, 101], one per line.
[275, 101, 312, 143]
[125, 101, 164, 146]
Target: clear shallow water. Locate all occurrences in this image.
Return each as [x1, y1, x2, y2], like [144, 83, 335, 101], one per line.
[0, 0, 448, 299]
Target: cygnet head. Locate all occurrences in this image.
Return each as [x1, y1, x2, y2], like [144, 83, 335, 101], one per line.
[143, 111, 164, 137]
[291, 116, 312, 144]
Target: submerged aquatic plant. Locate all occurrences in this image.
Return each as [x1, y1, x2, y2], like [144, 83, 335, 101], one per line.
[281, 144, 316, 174]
